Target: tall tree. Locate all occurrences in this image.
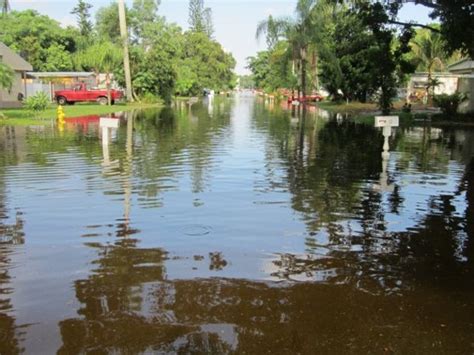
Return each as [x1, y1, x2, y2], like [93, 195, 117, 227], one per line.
[0, 10, 78, 71]
[76, 42, 122, 105]
[189, 0, 205, 33]
[188, 0, 213, 38]
[130, 0, 161, 43]
[363, 3, 413, 113]
[71, 0, 93, 37]
[96, 2, 122, 43]
[256, 0, 318, 98]
[411, 28, 447, 103]
[118, 0, 133, 102]
[0, 0, 9, 16]
[350, 0, 474, 58]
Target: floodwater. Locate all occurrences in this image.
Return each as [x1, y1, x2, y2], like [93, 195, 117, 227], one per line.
[0, 95, 473, 353]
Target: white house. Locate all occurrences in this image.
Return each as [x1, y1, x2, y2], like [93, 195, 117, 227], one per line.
[448, 58, 474, 113]
[0, 42, 33, 108]
[407, 58, 474, 113]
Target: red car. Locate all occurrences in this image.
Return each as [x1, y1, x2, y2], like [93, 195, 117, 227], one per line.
[287, 94, 324, 104]
[55, 83, 123, 105]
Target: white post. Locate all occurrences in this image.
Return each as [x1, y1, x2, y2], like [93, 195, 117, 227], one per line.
[382, 125, 391, 160]
[374, 116, 399, 192]
[375, 116, 399, 160]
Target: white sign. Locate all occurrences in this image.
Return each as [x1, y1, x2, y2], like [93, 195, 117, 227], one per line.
[375, 116, 399, 128]
[100, 117, 120, 129]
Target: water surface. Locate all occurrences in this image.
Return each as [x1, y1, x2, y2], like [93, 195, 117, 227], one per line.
[1, 96, 473, 353]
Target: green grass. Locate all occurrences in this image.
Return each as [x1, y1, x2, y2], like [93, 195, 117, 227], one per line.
[317, 101, 378, 114]
[0, 102, 163, 126]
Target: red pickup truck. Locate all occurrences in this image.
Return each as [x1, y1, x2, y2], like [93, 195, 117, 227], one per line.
[55, 83, 123, 105]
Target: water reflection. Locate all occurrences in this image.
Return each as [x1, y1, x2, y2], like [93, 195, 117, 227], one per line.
[0, 128, 25, 354]
[0, 97, 474, 352]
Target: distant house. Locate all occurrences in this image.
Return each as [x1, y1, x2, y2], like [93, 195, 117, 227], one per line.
[407, 58, 474, 113]
[0, 42, 33, 108]
[448, 58, 474, 75]
[24, 72, 120, 101]
[448, 58, 474, 113]
[25, 72, 97, 101]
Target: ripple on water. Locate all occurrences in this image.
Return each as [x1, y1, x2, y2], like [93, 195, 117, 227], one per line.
[181, 224, 213, 236]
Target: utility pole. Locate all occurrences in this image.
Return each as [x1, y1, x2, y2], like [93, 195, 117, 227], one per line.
[118, 0, 133, 102]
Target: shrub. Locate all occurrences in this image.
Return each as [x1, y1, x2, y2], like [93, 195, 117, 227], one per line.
[139, 92, 162, 104]
[25, 92, 50, 118]
[433, 93, 467, 117]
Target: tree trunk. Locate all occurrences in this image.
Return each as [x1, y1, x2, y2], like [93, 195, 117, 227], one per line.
[301, 58, 307, 100]
[118, 0, 133, 102]
[311, 50, 319, 92]
[300, 47, 307, 100]
[427, 63, 433, 107]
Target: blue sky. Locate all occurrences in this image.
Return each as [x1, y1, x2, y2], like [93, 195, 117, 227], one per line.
[11, 0, 432, 74]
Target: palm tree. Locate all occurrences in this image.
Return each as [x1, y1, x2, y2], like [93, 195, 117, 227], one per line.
[75, 42, 122, 105]
[256, 0, 320, 99]
[411, 29, 447, 104]
[1, 0, 10, 15]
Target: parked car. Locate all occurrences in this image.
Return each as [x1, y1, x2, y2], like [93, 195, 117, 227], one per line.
[54, 83, 123, 105]
[287, 93, 324, 104]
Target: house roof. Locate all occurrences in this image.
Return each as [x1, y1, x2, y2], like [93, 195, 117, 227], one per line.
[0, 42, 33, 71]
[26, 72, 96, 79]
[448, 58, 474, 73]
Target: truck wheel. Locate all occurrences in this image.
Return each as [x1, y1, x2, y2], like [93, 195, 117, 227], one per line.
[57, 96, 67, 105]
[111, 100, 115, 105]
[97, 97, 108, 106]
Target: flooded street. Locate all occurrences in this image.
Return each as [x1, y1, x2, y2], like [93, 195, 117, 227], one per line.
[1, 95, 474, 353]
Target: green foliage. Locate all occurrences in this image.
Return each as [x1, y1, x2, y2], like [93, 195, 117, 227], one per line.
[238, 75, 254, 89]
[139, 92, 162, 104]
[247, 47, 296, 93]
[433, 93, 467, 116]
[75, 41, 122, 74]
[176, 65, 198, 95]
[1, 0, 10, 15]
[95, 2, 123, 43]
[129, 0, 161, 43]
[25, 92, 50, 117]
[432, 0, 474, 58]
[0, 61, 13, 90]
[356, 2, 414, 114]
[43, 44, 74, 72]
[181, 31, 236, 93]
[71, 0, 93, 37]
[0, 10, 77, 71]
[188, 0, 213, 38]
[1, 4, 234, 105]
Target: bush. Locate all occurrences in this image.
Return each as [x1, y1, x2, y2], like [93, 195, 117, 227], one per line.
[25, 92, 50, 118]
[139, 92, 162, 104]
[433, 93, 467, 116]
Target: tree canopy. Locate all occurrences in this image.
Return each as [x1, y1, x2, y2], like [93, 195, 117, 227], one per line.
[0, 1, 235, 104]
[248, 0, 469, 113]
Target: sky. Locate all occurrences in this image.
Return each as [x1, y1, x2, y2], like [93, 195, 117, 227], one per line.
[11, 0, 432, 74]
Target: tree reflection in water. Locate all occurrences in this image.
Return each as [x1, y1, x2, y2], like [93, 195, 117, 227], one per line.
[1, 101, 474, 353]
[0, 127, 26, 354]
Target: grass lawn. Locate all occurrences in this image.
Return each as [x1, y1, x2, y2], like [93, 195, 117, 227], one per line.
[317, 100, 429, 115]
[0, 102, 162, 126]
